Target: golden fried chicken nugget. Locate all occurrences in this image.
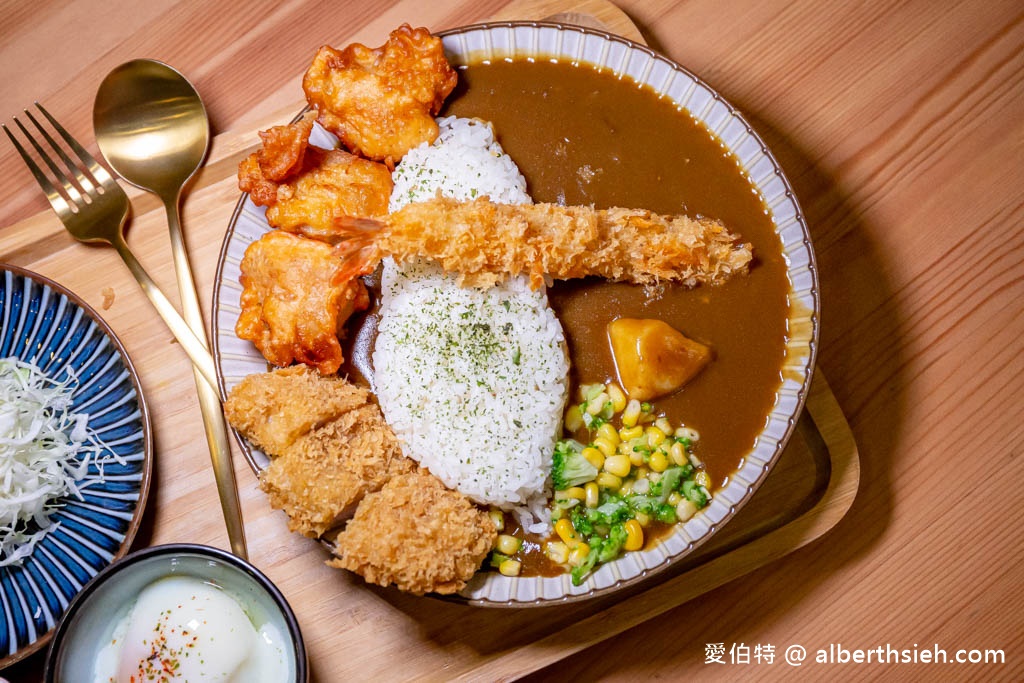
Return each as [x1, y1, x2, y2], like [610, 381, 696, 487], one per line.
[238, 116, 393, 240]
[302, 24, 457, 165]
[265, 147, 393, 240]
[236, 231, 370, 375]
[224, 366, 413, 538]
[330, 470, 497, 595]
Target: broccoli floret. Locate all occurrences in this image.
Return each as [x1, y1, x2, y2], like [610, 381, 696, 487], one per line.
[570, 536, 604, 585]
[682, 480, 710, 508]
[570, 506, 594, 536]
[627, 494, 659, 516]
[591, 498, 632, 525]
[551, 439, 599, 490]
[598, 523, 628, 563]
[649, 466, 687, 500]
[655, 503, 678, 524]
[569, 524, 631, 586]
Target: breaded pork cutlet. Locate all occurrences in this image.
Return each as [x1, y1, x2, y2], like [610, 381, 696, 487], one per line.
[223, 365, 364, 454]
[330, 470, 497, 595]
[224, 365, 411, 537]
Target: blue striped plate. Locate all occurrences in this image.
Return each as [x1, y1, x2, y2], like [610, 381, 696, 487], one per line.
[0, 265, 151, 667]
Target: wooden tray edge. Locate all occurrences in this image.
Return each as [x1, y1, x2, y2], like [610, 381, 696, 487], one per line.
[461, 369, 860, 681]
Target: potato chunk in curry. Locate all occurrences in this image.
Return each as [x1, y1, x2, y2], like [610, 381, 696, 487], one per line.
[607, 318, 711, 401]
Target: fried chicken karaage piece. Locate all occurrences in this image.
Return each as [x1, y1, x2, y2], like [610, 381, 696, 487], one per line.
[224, 366, 413, 537]
[341, 196, 754, 290]
[302, 24, 457, 165]
[236, 231, 371, 375]
[238, 115, 393, 240]
[330, 469, 497, 595]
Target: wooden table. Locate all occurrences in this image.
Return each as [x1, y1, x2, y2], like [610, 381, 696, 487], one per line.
[1, 0, 1022, 680]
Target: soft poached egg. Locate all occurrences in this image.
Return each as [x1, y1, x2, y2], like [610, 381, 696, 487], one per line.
[94, 575, 288, 682]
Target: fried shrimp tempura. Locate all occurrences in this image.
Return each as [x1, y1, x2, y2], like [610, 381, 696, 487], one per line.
[330, 470, 497, 595]
[224, 366, 412, 537]
[350, 196, 754, 290]
[302, 24, 457, 165]
[238, 116, 393, 240]
[236, 231, 370, 375]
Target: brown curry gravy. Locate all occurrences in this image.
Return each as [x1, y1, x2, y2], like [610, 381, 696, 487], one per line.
[444, 59, 790, 484]
[342, 59, 790, 573]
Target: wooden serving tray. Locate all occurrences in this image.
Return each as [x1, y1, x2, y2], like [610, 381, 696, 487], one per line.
[0, 1, 858, 680]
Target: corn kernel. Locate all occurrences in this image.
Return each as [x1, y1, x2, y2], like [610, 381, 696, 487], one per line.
[488, 508, 505, 532]
[669, 441, 687, 467]
[496, 534, 521, 555]
[568, 542, 591, 566]
[596, 472, 622, 490]
[622, 399, 642, 427]
[624, 519, 644, 551]
[675, 426, 700, 441]
[558, 486, 586, 501]
[676, 499, 698, 522]
[499, 559, 522, 576]
[603, 454, 631, 477]
[617, 440, 633, 456]
[597, 423, 621, 445]
[545, 541, 569, 564]
[619, 425, 643, 441]
[584, 481, 600, 508]
[667, 491, 683, 506]
[654, 417, 673, 435]
[555, 518, 579, 544]
[582, 446, 605, 470]
[649, 451, 669, 473]
[618, 479, 634, 495]
[594, 437, 617, 458]
[628, 449, 645, 467]
[645, 426, 666, 448]
[607, 383, 628, 412]
[564, 405, 583, 433]
[695, 470, 711, 489]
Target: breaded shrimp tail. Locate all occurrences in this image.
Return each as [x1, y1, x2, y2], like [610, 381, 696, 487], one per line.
[365, 196, 754, 289]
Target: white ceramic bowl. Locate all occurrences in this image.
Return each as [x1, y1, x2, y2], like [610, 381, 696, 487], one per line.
[44, 544, 307, 681]
[212, 22, 819, 606]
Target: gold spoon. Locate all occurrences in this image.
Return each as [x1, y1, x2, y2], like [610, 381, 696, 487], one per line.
[93, 59, 247, 559]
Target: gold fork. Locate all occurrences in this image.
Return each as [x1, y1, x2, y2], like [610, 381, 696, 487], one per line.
[3, 103, 218, 388]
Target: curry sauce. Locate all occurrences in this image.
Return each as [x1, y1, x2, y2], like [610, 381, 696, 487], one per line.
[442, 59, 790, 487]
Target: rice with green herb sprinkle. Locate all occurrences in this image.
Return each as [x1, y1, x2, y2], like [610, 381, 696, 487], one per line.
[374, 117, 567, 532]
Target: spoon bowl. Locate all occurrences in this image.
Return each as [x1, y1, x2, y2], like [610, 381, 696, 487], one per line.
[94, 59, 209, 196]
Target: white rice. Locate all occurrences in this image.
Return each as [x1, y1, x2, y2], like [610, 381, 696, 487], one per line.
[374, 117, 567, 532]
[389, 116, 530, 211]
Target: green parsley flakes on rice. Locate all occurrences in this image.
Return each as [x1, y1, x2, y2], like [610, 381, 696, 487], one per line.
[374, 117, 568, 532]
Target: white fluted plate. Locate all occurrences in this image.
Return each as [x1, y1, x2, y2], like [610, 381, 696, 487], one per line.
[212, 22, 818, 606]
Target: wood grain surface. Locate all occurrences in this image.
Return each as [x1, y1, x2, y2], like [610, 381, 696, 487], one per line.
[1, 0, 1022, 681]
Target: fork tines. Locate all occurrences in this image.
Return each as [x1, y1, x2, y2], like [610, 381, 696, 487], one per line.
[3, 103, 112, 212]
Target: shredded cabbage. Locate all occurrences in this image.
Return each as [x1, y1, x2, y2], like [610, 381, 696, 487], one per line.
[0, 358, 109, 566]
